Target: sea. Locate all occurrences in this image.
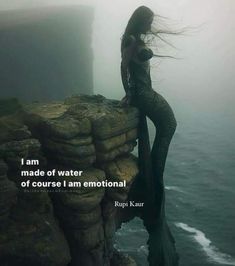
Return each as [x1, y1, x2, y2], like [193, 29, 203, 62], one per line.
[114, 102, 235, 266]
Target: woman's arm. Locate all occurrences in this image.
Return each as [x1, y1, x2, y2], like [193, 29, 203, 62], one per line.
[120, 35, 136, 103]
[120, 63, 131, 97]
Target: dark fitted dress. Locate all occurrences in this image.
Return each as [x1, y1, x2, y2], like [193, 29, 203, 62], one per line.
[127, 43, 179, 266]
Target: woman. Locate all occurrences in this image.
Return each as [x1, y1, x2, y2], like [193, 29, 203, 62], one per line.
[120, 6, 179, 266]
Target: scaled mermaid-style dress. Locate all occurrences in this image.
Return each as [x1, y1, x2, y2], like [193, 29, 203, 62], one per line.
[128, 47, 179, 266]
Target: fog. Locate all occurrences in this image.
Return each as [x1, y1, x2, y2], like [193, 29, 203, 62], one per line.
[1, 2, 234, 264]
[1, 0, 235, 116]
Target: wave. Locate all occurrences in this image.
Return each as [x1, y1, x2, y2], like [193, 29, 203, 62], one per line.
[114, 244, 148, 255]
[137, 245, 148, 255]
[175, 222, 235, 265]
[113, 245, 136, 253]
[165, 185, 184, 193]
[116, 227, 147, 236]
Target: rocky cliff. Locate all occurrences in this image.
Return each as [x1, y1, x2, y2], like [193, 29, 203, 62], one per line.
[0, 95, 141, 266]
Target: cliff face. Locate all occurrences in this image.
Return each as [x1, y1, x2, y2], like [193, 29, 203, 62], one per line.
[0, 6, 94, 102]
[0, 95, 140, 266]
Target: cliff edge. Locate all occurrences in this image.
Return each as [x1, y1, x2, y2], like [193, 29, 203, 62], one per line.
[0, 94, 140, 266]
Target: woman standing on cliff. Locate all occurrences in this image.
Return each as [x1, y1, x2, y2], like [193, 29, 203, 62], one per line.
[120, 6, 179, 266]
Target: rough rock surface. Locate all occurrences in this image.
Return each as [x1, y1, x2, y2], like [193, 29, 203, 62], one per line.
[0, 110, 71, 265]
[0, 94, 140, 266]
[0, 193, 71, 266]
[111, 250, 137, 266]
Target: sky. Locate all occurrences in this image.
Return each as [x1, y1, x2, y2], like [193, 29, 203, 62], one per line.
[0, 0, 234, 115]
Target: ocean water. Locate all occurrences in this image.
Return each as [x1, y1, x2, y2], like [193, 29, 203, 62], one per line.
[114, 106, 235, 266]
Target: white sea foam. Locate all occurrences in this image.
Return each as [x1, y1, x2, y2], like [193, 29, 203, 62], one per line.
[114, 244, 148, 255]
[115, 228, 146, 237]
[137, 245, 148, 255]
[165, 186, 184, 193]
[175, 222, 235, 265]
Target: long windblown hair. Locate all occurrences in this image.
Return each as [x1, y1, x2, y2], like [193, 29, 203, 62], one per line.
[121, 5, 186, 59]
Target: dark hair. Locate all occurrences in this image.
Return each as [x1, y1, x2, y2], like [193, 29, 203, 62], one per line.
[121, 6, 153, 51]
[123, 6, 154, 37]
[121, 5, 186, 59]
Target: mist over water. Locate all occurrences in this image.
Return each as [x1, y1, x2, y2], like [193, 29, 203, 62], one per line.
[1, 0, 234, 265]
